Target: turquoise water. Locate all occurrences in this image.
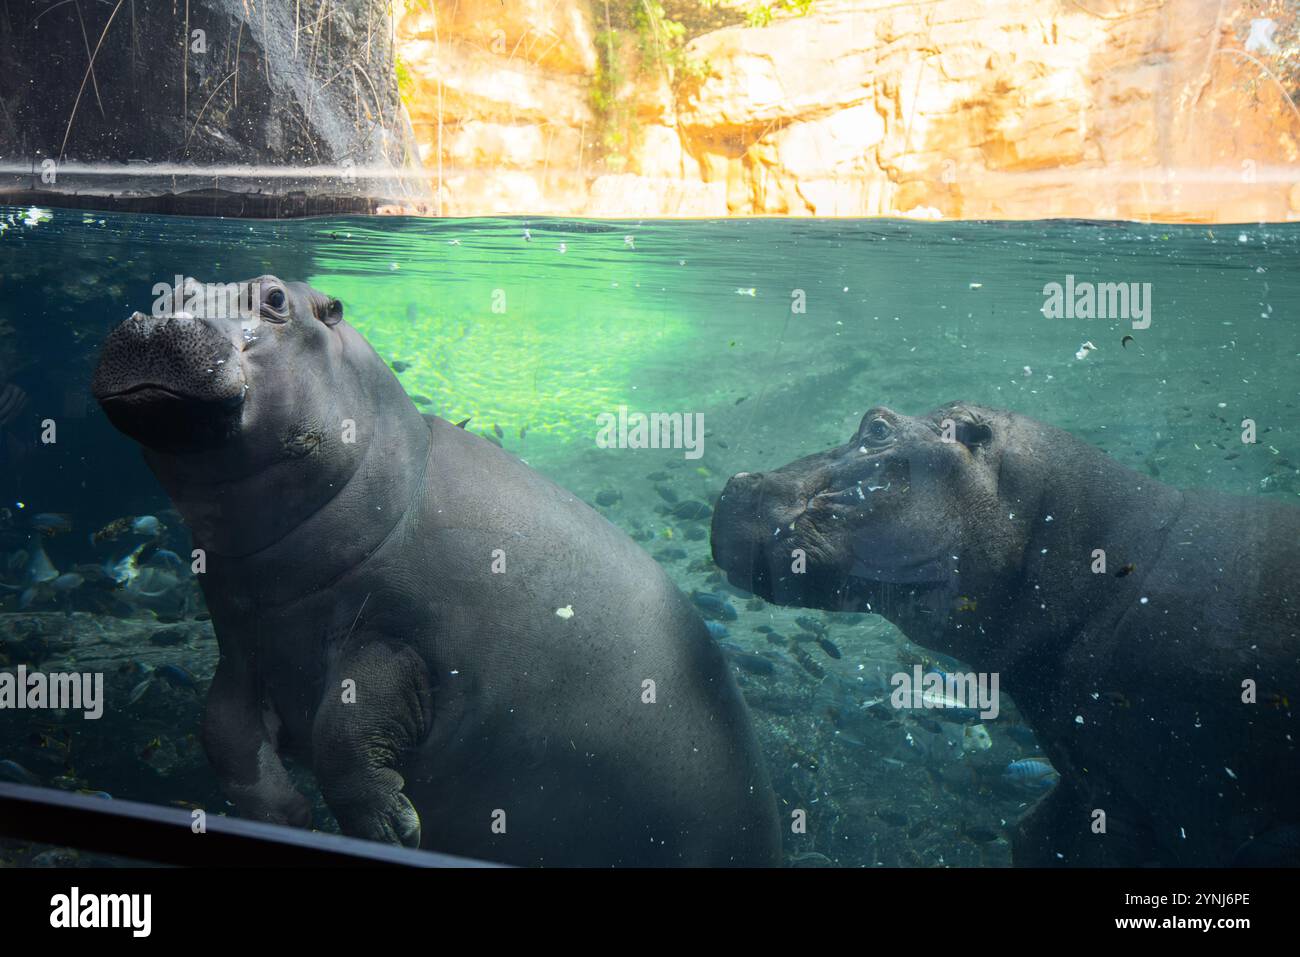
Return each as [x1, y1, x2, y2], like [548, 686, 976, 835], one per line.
[0, 209, 1297, 865]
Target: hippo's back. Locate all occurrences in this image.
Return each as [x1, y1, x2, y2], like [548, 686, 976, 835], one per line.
[1060, 490, 1300, 863]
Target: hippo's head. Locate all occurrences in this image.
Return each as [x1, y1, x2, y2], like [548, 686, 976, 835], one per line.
[92, 276, 423, 555]
[91, 276, 343, 455]
[712, 403, 1031, 619]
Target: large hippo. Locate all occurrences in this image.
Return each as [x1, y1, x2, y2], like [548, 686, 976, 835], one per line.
[91, 276, 781, 866]
[712, 401, 1299, 867]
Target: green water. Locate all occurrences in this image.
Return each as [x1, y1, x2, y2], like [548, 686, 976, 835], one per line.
[0, 209, 1297, 866]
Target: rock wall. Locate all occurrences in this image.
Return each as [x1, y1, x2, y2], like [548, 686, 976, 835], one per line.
[395, 0, 1300, 221]
[0, 0, 426, 214]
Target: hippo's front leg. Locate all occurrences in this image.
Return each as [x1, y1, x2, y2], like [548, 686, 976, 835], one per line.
[312, 640, 431, 848]
[202, 656, 312, 828]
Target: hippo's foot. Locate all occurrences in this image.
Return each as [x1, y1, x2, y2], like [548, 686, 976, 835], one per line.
[312, 641, 432, 849]
[226, 781, 313, 829]
[333, 790, 422, 848]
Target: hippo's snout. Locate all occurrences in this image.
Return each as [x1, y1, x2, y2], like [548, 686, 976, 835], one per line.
[712, 470, 786, 599]
[92, 311, 246, 453]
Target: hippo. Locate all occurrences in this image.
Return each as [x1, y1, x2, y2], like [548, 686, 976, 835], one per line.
[91, 276, 781, 866]
[711, 401, 1299, 866]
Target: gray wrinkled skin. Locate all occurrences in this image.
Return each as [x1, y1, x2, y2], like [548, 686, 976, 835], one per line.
[93, 276, 781, 866]
[712, 402, 1300, 866]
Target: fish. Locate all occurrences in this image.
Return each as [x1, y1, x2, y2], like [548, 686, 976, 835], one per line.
[131, 515, 164, 537]
[0, 759, 40, 786]
[1114, 563, 1136, 578]
[704, 620, 730, 640]
[670, 500, 712, 521]
[963, 724, 993, 751]
[27, 540, 58, 583]
[1, 539, 59, 589]
[816, 636, 842, 659]
[76, 789, 113, 800]
[411, 394, 433, 407]
[151, 549, 184, 569]
[961, 824, 1002, 845]
[794, 616, 825, 635]
[1004, 757, 1060, 790]
[32, 513, 72, 536]
[156, 664, 199, 689]
[139, 737, 162, 761]
[51, 573, 84, 592]
[106, 541, 149, 584]
[90, 516, 133, 545]
[493, 424, 504, 439]
[128, 677, 154, 705]
[888, 688, 984, 723]
[735, 287, 756, 297]
[391, 360, 410, 373]
[690, 590, 738, 621]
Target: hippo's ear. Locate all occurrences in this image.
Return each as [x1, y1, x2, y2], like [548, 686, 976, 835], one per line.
[320, 297, 344, 326]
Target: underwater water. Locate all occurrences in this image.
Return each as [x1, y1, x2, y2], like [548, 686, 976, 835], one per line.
[0, 207, 1297, 866]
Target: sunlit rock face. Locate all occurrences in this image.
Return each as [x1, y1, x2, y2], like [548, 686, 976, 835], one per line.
[395, 0, 1299, 221]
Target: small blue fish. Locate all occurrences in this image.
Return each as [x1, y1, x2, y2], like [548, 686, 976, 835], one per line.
[1004, 758, 1060, 790]
[0, 759, 40, 786]
[704, 620, 730, 640]
[77, 789, 113, 800]
[690, 590, 738, 622]
[156, 664, 198, 689]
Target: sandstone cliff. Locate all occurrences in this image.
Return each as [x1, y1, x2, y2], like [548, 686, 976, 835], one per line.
[395, 0, 1300, 221]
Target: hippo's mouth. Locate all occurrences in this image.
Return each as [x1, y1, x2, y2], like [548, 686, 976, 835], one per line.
[92, 312, 248, 453]
[97, 382, 247, 453]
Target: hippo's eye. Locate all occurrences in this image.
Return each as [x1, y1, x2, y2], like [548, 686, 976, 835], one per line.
[865, 417, 893, 443]
[266, 288, 286, 310]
